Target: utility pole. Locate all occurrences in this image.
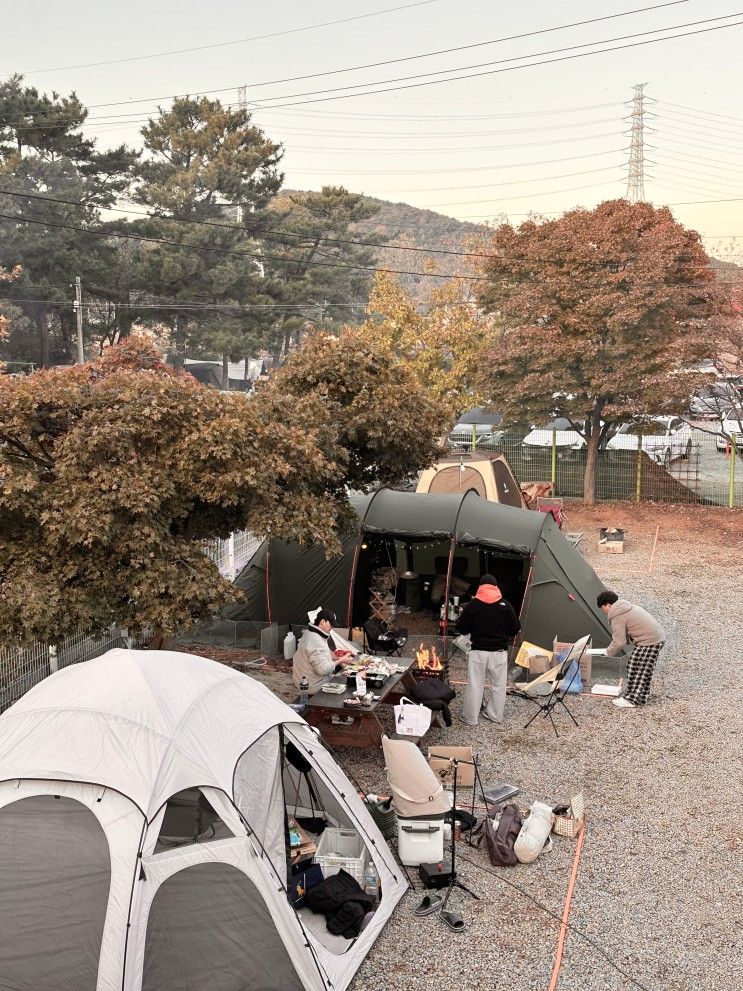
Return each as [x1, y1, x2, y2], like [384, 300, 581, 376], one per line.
[625, 83, 647, 203]
[235, 86, 248, 224]
[74, 276, 84, 363]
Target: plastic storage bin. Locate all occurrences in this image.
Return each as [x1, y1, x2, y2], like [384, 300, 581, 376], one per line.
[397, 814, 445, 867]
[313, 827, 368, 885]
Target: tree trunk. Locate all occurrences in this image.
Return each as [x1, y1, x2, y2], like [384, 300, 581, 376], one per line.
[582, 408, 604, 505]
[221, 353, 230, 390]
[35, 308, 50, 368]
[170, 313, 188, 368]
[271, 335, 283, 369]
[283, 328, 291, 355]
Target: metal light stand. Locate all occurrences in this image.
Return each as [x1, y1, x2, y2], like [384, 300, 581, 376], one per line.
[442, 758, 480, 906]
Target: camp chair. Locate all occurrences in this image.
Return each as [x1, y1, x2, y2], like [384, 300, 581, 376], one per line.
[508, 635, 589, 738]
[536, 496, 565, 529]
[363, 617, 407, 656]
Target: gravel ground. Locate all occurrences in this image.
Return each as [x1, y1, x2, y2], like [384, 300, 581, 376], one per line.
[197, 504, 743, 991]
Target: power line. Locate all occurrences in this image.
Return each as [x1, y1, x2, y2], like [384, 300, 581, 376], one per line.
[2, 221, 733, 302]
[236, 1, 694, 91]
[0, 183, 627, 263]
[419, 177, 624, 209]
[240, 11, 742, 107]
[16, 1, 441, 75]
[280, 141, 624, 175]
[253, 100, 626, 122]
[650, 98, 743, 124]
[243, 17, 743, 110]
[1, 3, 689, 119]
[0, 209, 491, 281]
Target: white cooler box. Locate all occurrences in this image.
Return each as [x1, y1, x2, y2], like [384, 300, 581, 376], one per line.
[397, 814, 446, 866]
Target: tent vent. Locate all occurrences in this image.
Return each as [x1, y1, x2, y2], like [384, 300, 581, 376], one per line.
[154, 789, 233, 853]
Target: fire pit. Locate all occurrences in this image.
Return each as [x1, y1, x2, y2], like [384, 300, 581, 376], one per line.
[414, 642, 449, 682]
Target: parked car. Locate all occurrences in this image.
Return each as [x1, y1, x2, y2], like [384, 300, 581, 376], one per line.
[606, 416, 692, 466]
[689, 382, 741, 418]
[448, 422, 504, 449]
[521, 418, 586, 457]
[716, 415, 743, 452]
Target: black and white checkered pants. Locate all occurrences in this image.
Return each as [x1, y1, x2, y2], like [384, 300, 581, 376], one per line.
[624, 642, 664, 706]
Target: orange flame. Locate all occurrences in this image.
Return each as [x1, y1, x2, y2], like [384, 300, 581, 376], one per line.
[415, 642, 444, 672]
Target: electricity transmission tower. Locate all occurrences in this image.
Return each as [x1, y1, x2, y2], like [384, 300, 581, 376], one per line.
[625, 83, 648, 203]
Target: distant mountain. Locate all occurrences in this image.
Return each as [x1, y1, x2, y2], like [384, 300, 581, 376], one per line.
[352, 197, 490, 306]
[284, 190, 743, 309]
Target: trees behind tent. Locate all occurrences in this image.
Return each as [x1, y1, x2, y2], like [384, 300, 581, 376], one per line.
[0, 79, 385, 371]
[0, 334, 445, 644]
[474, 199, 720, 503]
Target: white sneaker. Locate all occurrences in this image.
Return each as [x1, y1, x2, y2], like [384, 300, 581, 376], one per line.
[612, 697, 636, 709]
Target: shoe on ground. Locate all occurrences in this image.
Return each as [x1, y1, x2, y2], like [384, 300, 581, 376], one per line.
[612, 697, 636, 708]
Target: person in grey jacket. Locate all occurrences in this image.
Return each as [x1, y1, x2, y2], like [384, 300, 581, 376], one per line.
[292, 609, 348, 695]
[597, 590, 666, 708]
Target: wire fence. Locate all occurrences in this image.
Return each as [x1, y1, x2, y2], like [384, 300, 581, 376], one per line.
[0, 626, 138, 714]
[0, 531, 263, 713]
[447, 426, 742, 507]
[202, 530, 263, 580]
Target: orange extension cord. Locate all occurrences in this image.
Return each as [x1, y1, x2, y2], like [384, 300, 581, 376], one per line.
[547, 821, 587, 991]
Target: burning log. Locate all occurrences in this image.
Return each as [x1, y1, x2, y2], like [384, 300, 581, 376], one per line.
[415, 643, 444, 672]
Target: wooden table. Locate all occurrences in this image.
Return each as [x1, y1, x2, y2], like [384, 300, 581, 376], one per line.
[304, 658, 418, 749]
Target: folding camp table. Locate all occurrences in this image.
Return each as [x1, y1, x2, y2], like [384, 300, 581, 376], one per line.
[303, 658, 418, 750]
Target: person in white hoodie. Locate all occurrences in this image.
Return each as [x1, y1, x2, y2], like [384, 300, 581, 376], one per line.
[292, 609, 351, 695]
[597, 590, 666, 709]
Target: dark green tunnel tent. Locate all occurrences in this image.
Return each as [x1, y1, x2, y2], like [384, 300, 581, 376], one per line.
[229, 489, 611, 651]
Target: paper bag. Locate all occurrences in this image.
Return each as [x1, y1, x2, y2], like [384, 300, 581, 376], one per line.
[393, 697, 432, 737]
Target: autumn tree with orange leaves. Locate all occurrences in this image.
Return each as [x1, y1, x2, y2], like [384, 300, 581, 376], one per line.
[475, 200, 718, 503]
[0, 333, 443, 644]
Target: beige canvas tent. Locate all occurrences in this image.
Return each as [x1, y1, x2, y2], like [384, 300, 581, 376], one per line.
[416, 451, 526, 508]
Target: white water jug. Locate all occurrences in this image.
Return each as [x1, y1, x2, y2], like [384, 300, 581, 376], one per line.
[283, 631, 297, 660]
[514, 801, 554, 864]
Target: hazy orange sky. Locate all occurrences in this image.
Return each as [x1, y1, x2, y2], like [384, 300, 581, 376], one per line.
[4, 0, 743, 262]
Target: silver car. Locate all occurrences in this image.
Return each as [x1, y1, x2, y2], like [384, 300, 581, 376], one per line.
[607, 416, 692, 466]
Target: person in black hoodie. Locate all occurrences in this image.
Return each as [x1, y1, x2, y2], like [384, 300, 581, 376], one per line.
[456, 574, 520, 726]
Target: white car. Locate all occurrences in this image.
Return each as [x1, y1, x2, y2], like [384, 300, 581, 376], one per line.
[607, 416, 692, 466]
[716, 415, 743, 452]
[521, 418, 586, 456]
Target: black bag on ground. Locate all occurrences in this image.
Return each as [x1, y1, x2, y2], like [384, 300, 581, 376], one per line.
[472, 803, 523, 867]
[410, 678, 456, 727]
[445, 808, 478, 832]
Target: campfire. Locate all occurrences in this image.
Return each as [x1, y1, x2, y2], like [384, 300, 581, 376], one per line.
[415, 643, 444, 673]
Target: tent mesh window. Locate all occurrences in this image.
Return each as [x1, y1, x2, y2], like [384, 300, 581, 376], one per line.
[0, 795, 111, 991]
[142, 862, 304, 991]
[154, 789, 233, 853]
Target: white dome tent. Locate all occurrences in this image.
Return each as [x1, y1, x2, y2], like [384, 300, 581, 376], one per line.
[0, 649, 407, 991]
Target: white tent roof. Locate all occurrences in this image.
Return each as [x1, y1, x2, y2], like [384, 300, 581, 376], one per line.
[0, 649, 304, 818]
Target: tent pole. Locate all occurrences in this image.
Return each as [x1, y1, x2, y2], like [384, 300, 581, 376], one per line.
[345, 543, 361, 632]
[265, 546, 272, 626]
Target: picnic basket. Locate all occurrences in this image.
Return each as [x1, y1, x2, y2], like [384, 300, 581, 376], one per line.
[552, 793, 585, 838]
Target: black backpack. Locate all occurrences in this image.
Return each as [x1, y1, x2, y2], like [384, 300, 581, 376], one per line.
[473, 803, 524, 867]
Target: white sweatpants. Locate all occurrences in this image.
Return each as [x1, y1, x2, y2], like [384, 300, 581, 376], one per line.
[462, 649, 508, 725]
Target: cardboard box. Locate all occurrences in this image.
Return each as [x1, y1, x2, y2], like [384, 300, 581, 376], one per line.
[553, 637, 592, 684]
[514, 640, 553, 670]
[428, 746, 475, 787]
[599, 527, 625, 553]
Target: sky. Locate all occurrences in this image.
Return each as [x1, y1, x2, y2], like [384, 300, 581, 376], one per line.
[4, 0, 743, 260]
